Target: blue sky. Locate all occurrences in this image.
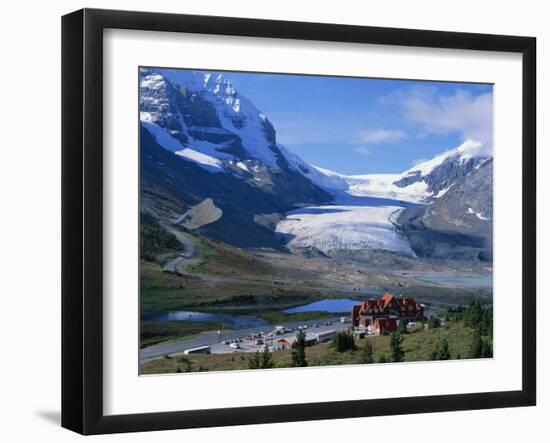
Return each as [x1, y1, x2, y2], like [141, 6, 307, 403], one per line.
[162, 69, 493, 175]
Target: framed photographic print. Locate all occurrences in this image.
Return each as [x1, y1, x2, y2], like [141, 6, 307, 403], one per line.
[61, 8, 536, 435]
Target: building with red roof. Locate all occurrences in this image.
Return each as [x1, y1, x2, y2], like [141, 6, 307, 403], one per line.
[351, 292, 426, 334]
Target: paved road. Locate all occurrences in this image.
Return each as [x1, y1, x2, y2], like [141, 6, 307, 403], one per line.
[139, 316, 351, 362]
[160, 222, 197, 272]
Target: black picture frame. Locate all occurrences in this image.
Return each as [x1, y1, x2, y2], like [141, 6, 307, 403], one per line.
[62, 8, 536, 435]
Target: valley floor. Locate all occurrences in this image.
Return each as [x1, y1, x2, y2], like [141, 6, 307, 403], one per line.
[140, 320, 482, 374]
[139, 228, 492, 369]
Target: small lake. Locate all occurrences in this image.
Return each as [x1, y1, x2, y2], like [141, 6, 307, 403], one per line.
[141, 310, 269, 329]
[284, 298, 359, 314]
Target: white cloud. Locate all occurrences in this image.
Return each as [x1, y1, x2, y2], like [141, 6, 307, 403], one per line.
[381, 86, 493, 155]
[358, 128, 408, 144]
[354, 146, 371, 156]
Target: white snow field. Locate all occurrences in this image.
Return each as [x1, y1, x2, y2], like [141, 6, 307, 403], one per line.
[281, 139, 487, 204]
[343, 174, 429, 203]
[275, 204, 415, 256]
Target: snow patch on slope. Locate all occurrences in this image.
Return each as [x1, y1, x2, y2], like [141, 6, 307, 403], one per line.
[467, 207, 489, 221]
[236, 161, 250, 172]
[175, 149, 223, 172]
[142, 121, 183, 152]
[143, 121, 226, 172]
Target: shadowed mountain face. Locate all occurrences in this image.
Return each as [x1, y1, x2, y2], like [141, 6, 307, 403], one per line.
[141, 126, 331, 250]
[397, 159, 493, 261]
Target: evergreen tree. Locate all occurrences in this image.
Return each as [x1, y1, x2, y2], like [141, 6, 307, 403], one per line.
[445, 305, 466, 322]
[481, 307, 493, 338]
[428, 315, 441, 329]
[331, 330, 356, 353]
[261, 345, 274, 368]
[247, 351, 262, 369]
[291, 329, 308, 367]
[431, 337, 451, 360]
[469, 326, 483, 359]
[465, 300, 483, 328]
[177, 356, 193, 372]
[140, 212, 182, 261]
[248, 346, 275, 369]
[439, 338, 451, 360]
[359, 341, 374, 364]
[398, 319, 408, 334]
[481, 338, 493, 358]
[390, 331, 405, 363]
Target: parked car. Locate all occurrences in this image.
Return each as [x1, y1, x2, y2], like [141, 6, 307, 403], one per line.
[229, 342, 240, 349]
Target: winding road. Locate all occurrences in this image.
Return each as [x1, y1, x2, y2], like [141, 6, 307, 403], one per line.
[160, 222, 197, 272]
[158, 221, 379, 294]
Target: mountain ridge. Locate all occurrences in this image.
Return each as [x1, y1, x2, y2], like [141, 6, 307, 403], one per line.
[139, 67, 493, 261]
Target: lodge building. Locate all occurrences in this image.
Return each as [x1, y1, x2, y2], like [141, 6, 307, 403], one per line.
[351, 292, 426, 335]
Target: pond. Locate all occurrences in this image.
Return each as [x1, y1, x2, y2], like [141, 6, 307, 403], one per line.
[284, 298, 359, 314]
[141, 310, 269, 329]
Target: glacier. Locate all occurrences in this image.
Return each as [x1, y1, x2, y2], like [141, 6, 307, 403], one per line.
[275, 204, 415, 256]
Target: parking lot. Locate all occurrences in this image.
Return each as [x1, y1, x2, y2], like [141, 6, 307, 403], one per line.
[208, 320, 352, 354]
[140, 316, 357, 361]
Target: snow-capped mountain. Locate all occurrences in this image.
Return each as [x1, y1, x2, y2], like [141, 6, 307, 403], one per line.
[281, 139, 490, 204]
[277, 141, 491, 259]
[140, 68, 331, 204]
[140, 67, 492, 260]
[397, 158, 493, 261]
[141, 68, 279, 171]
[141, 67, 490, 205]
